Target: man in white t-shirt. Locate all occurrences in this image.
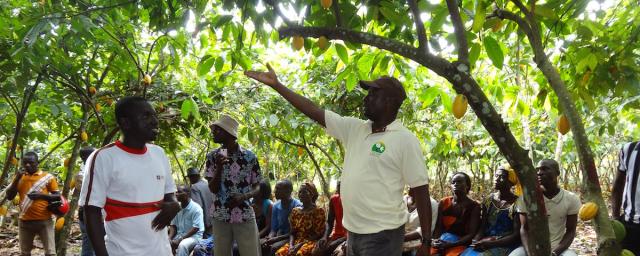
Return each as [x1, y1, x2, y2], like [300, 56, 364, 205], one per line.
[246, 65, 432, 255]
[509, 159, 580, 256]
[79, 96, 180, 256]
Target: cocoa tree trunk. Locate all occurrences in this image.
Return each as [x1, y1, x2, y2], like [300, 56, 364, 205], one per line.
[277, 25, 552, 255]
[0, 74, 42, 186]
[494, 2, 619, 253]
[56, 104, 89, 256]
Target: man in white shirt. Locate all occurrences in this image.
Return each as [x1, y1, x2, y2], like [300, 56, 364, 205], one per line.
[80, 96, 180, 256]
[509, 159, 580, 256]
[246, 65, 432, 255]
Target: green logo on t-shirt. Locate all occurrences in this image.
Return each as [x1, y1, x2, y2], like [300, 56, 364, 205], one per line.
[371, 142, 386, 155]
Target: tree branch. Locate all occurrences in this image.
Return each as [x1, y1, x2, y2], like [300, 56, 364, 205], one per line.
[493, 9, 545, 64]
[407, 0, 429, 54]
[445, 0, 469, 64]
[0, 91, 19, 115]
[40, 131, 77, 164]
[309, 142, 342, 172]
[278, 26, 451, 75]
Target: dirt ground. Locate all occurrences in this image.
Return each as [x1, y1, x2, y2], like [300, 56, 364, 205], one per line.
[0, 219, 598, 256]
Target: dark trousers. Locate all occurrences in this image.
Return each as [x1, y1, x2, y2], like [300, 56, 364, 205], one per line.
[347, 225, 404, 256]
[621, 219, 640, 255]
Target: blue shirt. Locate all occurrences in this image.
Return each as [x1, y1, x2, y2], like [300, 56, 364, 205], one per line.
[171, 200, 205, 239]
[270, 198, 302, 235]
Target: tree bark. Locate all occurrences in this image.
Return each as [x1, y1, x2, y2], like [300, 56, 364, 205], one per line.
[278, 25, 551, 255]
[55, 104, 89, 256]
[0, 74, 42, 186]
[495, 3, 620, 253]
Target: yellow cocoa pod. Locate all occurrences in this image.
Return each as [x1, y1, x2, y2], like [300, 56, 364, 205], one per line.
[621, 249, 635, 256]
[557, 115, 570, 135]
[70, 177, 76, 189]
[11, 157, 18, 166]
[88, 86, 97, 95]
[452, 94, 468, 119]
[578, 202, 598, 221]
[0, 205, 7, 216]
[64, 158, 70, 168]
[297, 147, 304, 156]
[321, 0, 332, 9]
[292, 36, 304, 51]
[143, 74, 152, 86]
[55, 217, 65, 231]
[80, 131, 88, 142]
[13, 195, 20, 205]
[317, 36, 329, 50]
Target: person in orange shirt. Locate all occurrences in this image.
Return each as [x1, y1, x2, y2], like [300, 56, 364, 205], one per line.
[3, 151, 60, 256]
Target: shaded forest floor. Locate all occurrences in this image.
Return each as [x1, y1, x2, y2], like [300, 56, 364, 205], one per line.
[0, 218, 598, 255]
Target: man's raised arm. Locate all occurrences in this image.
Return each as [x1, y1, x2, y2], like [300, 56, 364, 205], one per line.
[245, 64, 325, 126]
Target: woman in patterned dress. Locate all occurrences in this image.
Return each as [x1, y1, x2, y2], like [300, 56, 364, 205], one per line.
[461, 166, 521, 256]
[276, 182, 326, 256]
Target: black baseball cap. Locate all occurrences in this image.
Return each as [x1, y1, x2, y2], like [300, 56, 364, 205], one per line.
[359, 76, 407, 102]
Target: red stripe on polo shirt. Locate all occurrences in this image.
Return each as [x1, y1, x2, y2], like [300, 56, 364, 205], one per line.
[115, 140, 147, 155]
[104, 198, 162, 221]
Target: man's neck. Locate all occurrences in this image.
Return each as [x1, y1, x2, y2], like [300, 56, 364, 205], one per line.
[121, 136, 146, 149]
[543, 186, 561, 199]
[222, 141, 240, 152]
[180, 200, 189, 209]
[371, 117, 396, 133]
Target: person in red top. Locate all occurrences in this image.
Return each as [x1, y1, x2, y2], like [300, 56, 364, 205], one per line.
[317, 181, 347, 255]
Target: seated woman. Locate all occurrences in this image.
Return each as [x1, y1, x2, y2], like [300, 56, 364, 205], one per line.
[461, 166, 521, 256]
[254, 180, 274, 239]
[276, 182, 326, 256]
[431, 172, 481, 256]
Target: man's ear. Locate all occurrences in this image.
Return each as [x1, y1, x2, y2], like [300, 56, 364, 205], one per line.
[117, 117, 130, 131]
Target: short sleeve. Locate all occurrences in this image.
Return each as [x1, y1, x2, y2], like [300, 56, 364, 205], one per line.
[193, 207, 204, 229]
[401, 136, 429, 188]
[161, 150, 177, 194]
[250, 152, 262, 186]
[324, 110, 362, 143]
[618, 145, 628, 172]
[171, 215, 177, 226]
[79, 152, 108, 208]
[48, 176, 59, 192]
[515, 197, 528, 214]
[567, 193, 581, 215]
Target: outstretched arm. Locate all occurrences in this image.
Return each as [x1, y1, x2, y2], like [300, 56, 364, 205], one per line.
[245, 64, 326, 126]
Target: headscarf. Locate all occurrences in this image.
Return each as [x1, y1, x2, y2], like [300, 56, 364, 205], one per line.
[503, 165, 522, 196]
[301, 182, 319, 202]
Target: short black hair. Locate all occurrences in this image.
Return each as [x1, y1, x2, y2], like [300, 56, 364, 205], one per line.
[79, 147, 96, 162]
[23, 151, 39, 162]
[277, 179, 293, 193]
[258, 180, 272, 199]
[451, 171, 472, 193]
[115, 96, 148, 123]
[177, 185, 189, 193]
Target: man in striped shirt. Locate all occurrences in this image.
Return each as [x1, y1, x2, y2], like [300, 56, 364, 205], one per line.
[612, 141, 640, 255]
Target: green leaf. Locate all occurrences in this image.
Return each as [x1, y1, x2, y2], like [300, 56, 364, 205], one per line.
[181, 99, 193, 120]
[214, 57, 224, 72]
[533, 5, 558, 19]
[335, 44, 349, 64]
[346, 74, 358, 91]
[577, 53, 598, 73]
[430, 6, 448, 33]
[190, 98, 201, 119]
[472, 0, 486, 32]
[469, 43, 481, 67]
[483, 36, 504, 69]
[197, 55, 216, 76]
[379, 6, 404, 25]
[268, 114, 279, 125]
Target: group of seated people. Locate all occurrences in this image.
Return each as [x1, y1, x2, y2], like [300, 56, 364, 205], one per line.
[169, 158, 580, 256]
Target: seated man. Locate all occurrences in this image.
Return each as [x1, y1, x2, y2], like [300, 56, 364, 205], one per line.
[403, 193, 438, 255]
[169, 185, 205, 256]
[261, 180, 302, 256]
[509, 159, 580, 256]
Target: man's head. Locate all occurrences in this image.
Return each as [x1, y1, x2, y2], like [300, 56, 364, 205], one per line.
[176, 185, 190, 206]
[115, 96, 159, 142]
[274, 179, 293, 200]
[360, 76, 407, 121]
[210, 115, 239, 144]
[450, 171, 472, 196]
[79, 147, 96, 163]
[536, 159, 560, 191]
[186, 167, 201, 185]
[22, 151, 39, 174]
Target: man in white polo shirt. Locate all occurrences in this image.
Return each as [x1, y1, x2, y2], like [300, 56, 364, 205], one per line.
[246, 65, 432, 255]
[510, 159, 580, 256]
[80, 96, 181, 256]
